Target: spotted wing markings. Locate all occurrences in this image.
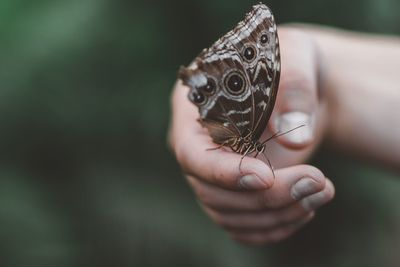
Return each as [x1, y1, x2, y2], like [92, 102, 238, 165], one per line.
[226, 107, 252, 116]
[257, 100, 267, 110]
[222, 120, 250, 127]
[252, 60, 270, 83]
[214, 5, 273, 50]
[203, 49, 240, 64]
[197, 3, 276, 61]
[236, 12, 266, 41]
[181, 4, 279, 145]
[236, 121, 250, 127]
[265, 86, 271, 96]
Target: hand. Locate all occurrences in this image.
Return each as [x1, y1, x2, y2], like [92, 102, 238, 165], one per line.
[168, 26, 335, 245]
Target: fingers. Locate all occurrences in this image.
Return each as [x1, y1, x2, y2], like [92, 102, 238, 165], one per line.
[171, 81, 274, 190]
[187, 164, 335, 245]
[270, 27, 321, 149]
[188, 164, 327, 211]
[178, 139, 275, 190]
[230, 180, 334, 246]
[170, 25, 334, 246]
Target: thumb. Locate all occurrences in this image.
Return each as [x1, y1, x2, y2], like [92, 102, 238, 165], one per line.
[270, 28, 320, 149]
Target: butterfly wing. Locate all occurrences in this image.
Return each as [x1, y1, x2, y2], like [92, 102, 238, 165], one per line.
[219, 4, 281, 140]
[178, 4, 280, 145]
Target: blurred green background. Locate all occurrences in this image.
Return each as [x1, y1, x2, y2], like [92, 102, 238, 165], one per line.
[0, 0, 399, 266]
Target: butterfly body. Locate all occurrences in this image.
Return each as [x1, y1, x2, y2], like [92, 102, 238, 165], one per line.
[179, 3, 280, 159]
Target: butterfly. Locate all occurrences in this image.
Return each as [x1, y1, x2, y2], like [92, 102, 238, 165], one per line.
[178, 3, 285, 172]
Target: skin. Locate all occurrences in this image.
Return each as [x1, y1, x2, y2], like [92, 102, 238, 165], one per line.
[168, 24, 400, 245]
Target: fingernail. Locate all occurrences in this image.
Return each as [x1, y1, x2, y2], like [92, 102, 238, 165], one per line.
[290, 178, 320, 200]
[275, 111, 314, 144]
[239, 175, 269, 190]
[301, 191, 326, 211]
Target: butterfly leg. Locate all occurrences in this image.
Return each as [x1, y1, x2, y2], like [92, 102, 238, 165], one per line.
[206, 138, 236, 151]
[260, 151, 275, 179]
[238, 145, 253, 174]
[206, 144, 225, 151]
[238, 155, 246, 175]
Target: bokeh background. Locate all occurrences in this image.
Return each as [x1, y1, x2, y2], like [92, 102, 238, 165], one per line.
[1, 0, 399, 266]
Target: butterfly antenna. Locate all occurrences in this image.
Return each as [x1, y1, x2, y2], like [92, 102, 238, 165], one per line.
[261, 124, 305, 145]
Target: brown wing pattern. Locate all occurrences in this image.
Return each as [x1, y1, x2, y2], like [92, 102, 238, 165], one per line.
[178, 3, 280, 145]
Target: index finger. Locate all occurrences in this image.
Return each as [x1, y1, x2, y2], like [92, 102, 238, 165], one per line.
[170, 81, 274, 190]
